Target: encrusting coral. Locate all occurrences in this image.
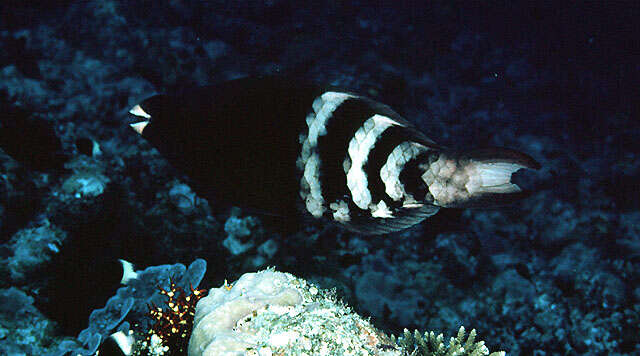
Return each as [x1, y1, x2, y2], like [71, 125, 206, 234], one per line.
[185, 269, 504, 356]
[188, 269, 398, 356]
[40, 260, 504, 356]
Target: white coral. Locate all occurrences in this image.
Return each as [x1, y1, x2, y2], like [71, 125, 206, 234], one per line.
[188, 269, 400, 356]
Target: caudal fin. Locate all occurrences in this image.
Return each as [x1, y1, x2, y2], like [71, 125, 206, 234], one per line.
[422, 147, 540, 208]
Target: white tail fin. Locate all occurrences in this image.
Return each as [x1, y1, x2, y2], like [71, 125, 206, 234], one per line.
[422, 147, 539, 208]
[466, 161, 525, 194]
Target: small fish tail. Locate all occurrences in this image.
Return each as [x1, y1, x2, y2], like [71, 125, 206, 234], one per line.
[422, 147, 540, 208]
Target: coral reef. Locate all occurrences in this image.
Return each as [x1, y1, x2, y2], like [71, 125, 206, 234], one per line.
[393, 327, 504, 356]
[2, 220, 66, 284]
[0, 288, 58, 355]
[0, 1, 637, 355]
[54, 259, 206, 356]
[188, 269, 504, 356]
[189, 269, 399, 356]
[138, 279, 208, 355]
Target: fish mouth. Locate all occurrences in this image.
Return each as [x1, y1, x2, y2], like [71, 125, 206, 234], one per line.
[128, 104, 151, 135]
[129, 104, 151, 119]
[129, 121, 149, 135]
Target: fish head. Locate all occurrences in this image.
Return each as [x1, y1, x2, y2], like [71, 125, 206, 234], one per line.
[128, 93, 193, 159]
[128, 92, 212, 182]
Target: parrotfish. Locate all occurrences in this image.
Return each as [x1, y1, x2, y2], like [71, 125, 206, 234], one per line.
[130, 76, 539, 234]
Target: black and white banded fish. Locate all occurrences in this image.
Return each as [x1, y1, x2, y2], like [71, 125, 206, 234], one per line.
[129, 76, 539, 234]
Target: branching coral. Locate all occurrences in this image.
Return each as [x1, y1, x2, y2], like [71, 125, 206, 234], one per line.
[392, 326, 505, 356]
